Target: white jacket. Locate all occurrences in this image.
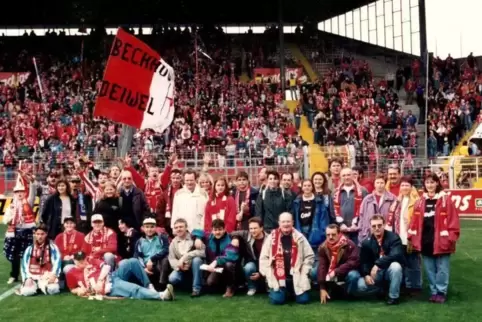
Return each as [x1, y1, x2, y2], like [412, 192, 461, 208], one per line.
[259, 229, 314, 295]
[171, 185, 208, 231]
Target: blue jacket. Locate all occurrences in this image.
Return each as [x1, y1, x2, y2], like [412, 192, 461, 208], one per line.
[292, 196, 330, 248]
[192, 229, 239, 266]
[134, 233, 169, 265]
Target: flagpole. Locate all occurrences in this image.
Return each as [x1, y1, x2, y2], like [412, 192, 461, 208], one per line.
[195, 30, 199, 108]
[32, 57, 44, 102]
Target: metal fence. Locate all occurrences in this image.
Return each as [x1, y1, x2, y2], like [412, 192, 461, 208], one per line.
[0, 143, 307, 195]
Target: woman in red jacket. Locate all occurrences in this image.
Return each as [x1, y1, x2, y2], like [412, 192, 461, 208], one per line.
[204, 177, 237, 233]
[407, 173, 460, 304]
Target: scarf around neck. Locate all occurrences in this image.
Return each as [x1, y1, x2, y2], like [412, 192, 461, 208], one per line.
[333, 183, 363, 225]
[271, 229, 298, 287]
[326, 235, 348, 274]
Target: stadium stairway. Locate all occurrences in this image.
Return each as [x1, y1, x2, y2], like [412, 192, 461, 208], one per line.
[287, 44, 328, 174]
[287, 43, 318, 82]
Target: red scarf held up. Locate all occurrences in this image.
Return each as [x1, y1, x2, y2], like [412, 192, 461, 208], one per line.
[271, 229, 298, 287]
[333, 183, 363, 225]
[326, 235, 348, 275]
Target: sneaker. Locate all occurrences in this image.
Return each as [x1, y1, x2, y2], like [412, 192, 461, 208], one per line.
[435, 294, 446, 304]
[191, 290, 201, 298]
[7, 277, 16, 285]
[247, 289, 256, 296]
[429, 295, 438, 302]
[148, 284, 156, 292]
[161, 284, 175, 301]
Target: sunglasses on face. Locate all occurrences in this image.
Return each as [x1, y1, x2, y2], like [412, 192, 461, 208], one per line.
[122, 177, 132, 181]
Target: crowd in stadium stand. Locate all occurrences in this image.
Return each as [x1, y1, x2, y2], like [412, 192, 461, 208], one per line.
[426, 53, 481, 157]
[0, 27, 309, 182]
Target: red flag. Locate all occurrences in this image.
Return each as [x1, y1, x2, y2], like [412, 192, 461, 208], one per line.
[94, 28, 175, 133]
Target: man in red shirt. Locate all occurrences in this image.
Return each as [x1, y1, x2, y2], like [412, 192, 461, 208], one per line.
[83, 215, 117, 267]
[66, 251, 174, 301]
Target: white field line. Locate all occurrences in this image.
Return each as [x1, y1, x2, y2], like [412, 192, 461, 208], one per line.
[0, 284, 20, 302]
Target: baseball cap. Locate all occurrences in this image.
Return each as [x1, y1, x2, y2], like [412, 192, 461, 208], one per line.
[91, 214, 104, 222]
[63, 216, 76, 224]
[73, 251, 86, 261]
[143, 218, 156, 225]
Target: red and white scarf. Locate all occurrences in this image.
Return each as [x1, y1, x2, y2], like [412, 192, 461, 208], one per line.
[29, 242, 51, 275]
[326, 235, 348, 275]
[333, 183, 364, 225]
[86, 227, 109, 246]
[63, 231, 78, 253]
[145, 178, 162, 211]
[271, 229, 298, 287]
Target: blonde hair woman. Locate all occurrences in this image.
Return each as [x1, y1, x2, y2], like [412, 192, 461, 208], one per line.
[93, 181, 124, 233]
[386, 176, 422, 294]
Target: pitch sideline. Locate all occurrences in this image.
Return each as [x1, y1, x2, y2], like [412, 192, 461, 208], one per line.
[0, 284, 20, 302]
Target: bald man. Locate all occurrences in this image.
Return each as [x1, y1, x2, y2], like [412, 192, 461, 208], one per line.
[259, 212, 314, 305]
[332, 168, 368, 245]
[119, 170, 150, 230]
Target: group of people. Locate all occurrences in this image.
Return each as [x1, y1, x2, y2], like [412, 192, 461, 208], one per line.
[2, 150, 460, 305]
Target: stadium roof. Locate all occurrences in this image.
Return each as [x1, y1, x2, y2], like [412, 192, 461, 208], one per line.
[5, 0, 376, 26]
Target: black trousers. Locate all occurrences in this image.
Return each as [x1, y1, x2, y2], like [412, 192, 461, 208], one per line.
[206, 262, 236, 289]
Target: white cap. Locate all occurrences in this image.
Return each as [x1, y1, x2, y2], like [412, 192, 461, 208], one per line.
[13, 175, 26, 192]
[143, 218, 156, 225]
[91, 214, 104, 222]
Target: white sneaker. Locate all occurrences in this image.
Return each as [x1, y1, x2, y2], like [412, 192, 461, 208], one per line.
[148, 284, 156, 291]
[247, 289, 256, 296]
[7, 278, 15, 285]
[161, 284, 175, 301]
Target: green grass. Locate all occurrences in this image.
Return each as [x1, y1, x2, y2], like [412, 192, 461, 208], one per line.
[0, 221, 482, 322]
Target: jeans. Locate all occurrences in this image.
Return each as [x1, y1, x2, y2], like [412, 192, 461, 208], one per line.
[244, 262, 263, 290]
[344, 270, 361, 295]
[269, 279, 310, 305]
[168, 256, 204, 292]
[404, 249, 422, 289]
[310, 247, 319, 282]
[356, 262, 403, 299]
[109, 258, 159, 300]
[422, 254, 450, 295]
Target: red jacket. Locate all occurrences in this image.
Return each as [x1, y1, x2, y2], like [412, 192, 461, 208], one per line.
[54, 230, 86, 257]
[204, 194, 237, 233]
[408, 192, 460, 255]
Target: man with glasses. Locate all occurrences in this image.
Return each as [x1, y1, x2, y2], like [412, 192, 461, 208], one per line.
[356, 215, 404, 305]
[119, 170, 150, 231]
